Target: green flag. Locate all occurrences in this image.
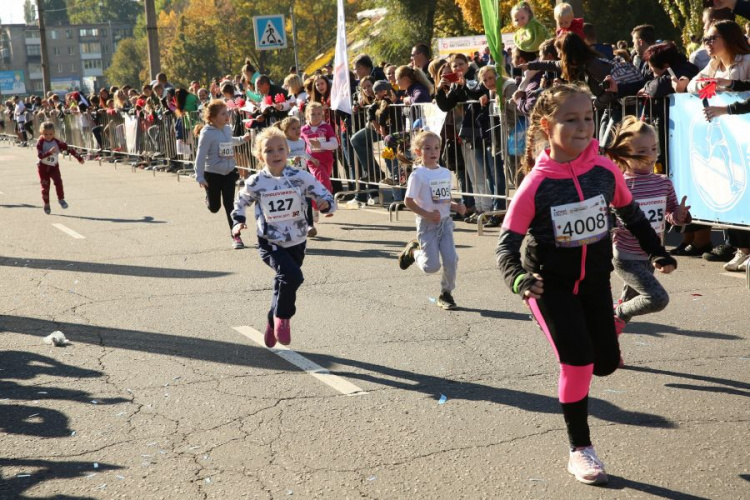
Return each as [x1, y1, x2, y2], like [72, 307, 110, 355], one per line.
[480, 0, 502, 68]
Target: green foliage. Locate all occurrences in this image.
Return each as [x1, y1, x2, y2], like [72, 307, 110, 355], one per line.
[24, 0, 36, 24]
[657, 0, 704, 45]
[43, 0, 70, 25]
[164, 16, 223, 87]
[105, 37, 147, 87]
[66, 0, 141, 25]
[584, 0, 682, 46]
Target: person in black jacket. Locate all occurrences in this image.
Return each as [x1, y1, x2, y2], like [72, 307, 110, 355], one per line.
[712, 0, 750, 18]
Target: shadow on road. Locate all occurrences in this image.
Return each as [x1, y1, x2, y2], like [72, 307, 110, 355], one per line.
[0, 351, 128, 438]
[741, 474, 750, 482]
[456, 307, 531, 321]
[625, 365, 750, 398]
[0, 458, 121, 500]
[605, 474, 709, 499]
[55, 214, 166, 224]
[625, 321, 743, 341]
[0, 257, 231, 279]
[0, 203, 39, 209]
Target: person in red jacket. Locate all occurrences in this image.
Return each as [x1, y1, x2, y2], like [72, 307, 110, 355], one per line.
[496, 84, 676, 486]
[36, 121, 84, 214]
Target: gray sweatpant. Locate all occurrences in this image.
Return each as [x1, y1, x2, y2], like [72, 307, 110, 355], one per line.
[414, 216, 458, 292]
[613, 257, 670, 323]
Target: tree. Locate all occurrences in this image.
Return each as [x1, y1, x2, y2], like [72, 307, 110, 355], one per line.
[24, 0, 36, 24]
[105, 37, 147, 87]
[585, 0, 681, 45]
[43, 0, 70, 25]
[657, 0, 704, 45]
[66, 0, 140, 25]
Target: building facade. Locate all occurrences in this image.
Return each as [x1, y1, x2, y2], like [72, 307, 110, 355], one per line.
[0, 22, 133, 97]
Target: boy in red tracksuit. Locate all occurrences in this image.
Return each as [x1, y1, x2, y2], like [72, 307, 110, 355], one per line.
[36, 121, 84, 214]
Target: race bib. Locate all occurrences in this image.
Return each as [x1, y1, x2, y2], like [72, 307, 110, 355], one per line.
[551, 194, 609, 248]
[219, 142, 234, 157]
[260, 189, 304, 223]
[41, 153, 58, 166]
[638, 196, 667, 234]
[430, 177, 452, 201]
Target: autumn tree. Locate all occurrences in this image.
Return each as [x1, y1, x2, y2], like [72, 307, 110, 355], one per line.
[586, 0, 680, 46]
[658, 0, 706, 45]
[24, 0, 36, 24]
[105, 37, 147, 87]
[43, 0, 69, 25]
[66, 0, 141, 25]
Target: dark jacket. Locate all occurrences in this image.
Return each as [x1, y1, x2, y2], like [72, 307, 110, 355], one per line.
[643, 60, 699, 99]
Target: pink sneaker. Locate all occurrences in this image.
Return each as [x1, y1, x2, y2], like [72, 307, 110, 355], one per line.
[274, 317, 291, 345]
[264, 321, 276, 348]
[568, 446, 608, 485]
[614, 315, 626, 336]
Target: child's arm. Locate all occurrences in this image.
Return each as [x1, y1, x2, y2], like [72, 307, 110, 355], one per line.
[230, 180, 260, 234]
[303, 172, 336, 214]
[318, 126, 339, 151]
[193, 130, 210, 186]
[404, 197, 441, 222]
[228, 126, 251, 145]
[450, 201, 467, 215]
[56, 139, 84, 163]
[665, 181, 692, 226]
[36, 137, 52, 160]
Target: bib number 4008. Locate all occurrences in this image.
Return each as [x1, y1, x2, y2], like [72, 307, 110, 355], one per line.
[561, 213, 607, 237]
[267, 198, 294, 213]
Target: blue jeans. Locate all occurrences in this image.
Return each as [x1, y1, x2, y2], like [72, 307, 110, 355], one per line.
[475, 145, 506, 211]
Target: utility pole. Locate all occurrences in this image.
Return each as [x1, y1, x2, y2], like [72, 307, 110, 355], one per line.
[290, 1, 299, 74]
[144, 0, 160, 79]
[37, 0, 51, 94]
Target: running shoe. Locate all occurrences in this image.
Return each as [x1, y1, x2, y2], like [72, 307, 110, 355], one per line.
[678, 243, 712, 257]
[43, 204, 51, 215]
[274, 317, 291, 345]
[264, 321, 276, 348]
[483, 215, 502, 228]
[738, 258, 749, 272]
[232, 234, 245, 249]
[568, 446, 608, 485]
[437, 291, 457, 310]
[614, 315, 626, 336]
[307, 227, 318, 238]
[398, 239, 420, 270]
[724, 250, 750, 272]
[702, 244, 736, 262]
[59, 199, 68, 209]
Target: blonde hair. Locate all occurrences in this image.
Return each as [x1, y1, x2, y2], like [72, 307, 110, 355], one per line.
[394, 66, 434, 95]
[411, 130, 442, 161]
[554, 2, 573, 20]
[511, 2, 534, 20]
[277, 116, 300, 134]
[604, 116, 656, 172]
[253, 127, 289, 164]
[523, 83, 592, 174]
[477, 65, 497, 81]
[305, 101, 323, 120]
[203, 99, 227, 124]
[39, 121, 55, 134]
[284, 74, 304, 95]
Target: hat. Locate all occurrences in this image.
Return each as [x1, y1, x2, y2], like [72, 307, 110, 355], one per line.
[373, 80, 391, 93]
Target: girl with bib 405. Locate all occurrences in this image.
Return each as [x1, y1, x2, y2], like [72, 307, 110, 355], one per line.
[231, 128, 336, 348]
[495, 84, 677, 486]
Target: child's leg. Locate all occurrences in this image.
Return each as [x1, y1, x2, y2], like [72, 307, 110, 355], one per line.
[49, 166, 65, 201]
[219, 170, 239, 230]
[203, 171, 223, 213]
[437, 219, 458, 292]
[38, 165, 52, 204]
[414, 219, 442, 275]
[613, 259, 669, 323]
[527, 282, 599, 449]
[257, 238, 306, 320]
[580, 285, 621, 376]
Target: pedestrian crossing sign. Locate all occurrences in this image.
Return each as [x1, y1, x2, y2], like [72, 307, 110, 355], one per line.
[253, 15, 287, 51]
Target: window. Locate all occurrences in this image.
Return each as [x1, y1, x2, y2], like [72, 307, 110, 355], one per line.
[100, 29, 107, 37]
[57, 63, 63, 73]
[29, 63, 42, 74]
[66, 30, 72, 39]
[80, 42, 102, 54]
[67, 46, 75, 55]
[51, 30, 58, 40]
[26, 31, 40, 39]
[70, 63, 76, 71]
[103, 44, 109, 54]
[53, 47, 61, 56]
[79, 29, 99, 37]
[27, 45, 41, 56]
[33, 81, 44, 92]
[83, 60, 102, 70]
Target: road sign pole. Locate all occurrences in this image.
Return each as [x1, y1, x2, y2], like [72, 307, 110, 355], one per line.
[290, 2, 299, 73]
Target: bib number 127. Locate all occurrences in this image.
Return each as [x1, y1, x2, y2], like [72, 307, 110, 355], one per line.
[267, 198, 294, 213]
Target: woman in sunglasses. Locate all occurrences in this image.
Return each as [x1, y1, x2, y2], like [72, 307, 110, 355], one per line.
[687, 20, 750, 93]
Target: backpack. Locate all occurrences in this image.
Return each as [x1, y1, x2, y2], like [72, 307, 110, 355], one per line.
[606, 57, 644, 87]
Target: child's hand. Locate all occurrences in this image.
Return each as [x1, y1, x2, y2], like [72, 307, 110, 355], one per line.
[674, 195, 691, 224]
[654, 263, 675, 274]
[199, 180, 208, 189]
[232, 223, 246, 237]
[523, 273, 544, 299]
[479, 95, 489, 107]
[426, 210, 441, 222]
[48, 146, 58, 154]
[318, 200, 330, 212]
[242, 133, 252, 142]
[309, 138, 321, 149]
[703, 105, 727, 122]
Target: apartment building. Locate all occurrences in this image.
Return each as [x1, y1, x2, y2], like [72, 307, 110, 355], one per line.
[0, 21, 133, 96]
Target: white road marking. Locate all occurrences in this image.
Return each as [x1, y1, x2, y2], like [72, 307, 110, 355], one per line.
[233, 326, 366, 396]
[52, 223, 85, 239]
[720, 272, 745, 279]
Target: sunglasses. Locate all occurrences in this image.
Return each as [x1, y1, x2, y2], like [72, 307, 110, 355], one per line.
[703, 35, 722, 45]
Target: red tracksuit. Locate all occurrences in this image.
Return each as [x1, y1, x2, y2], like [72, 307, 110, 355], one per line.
[36, 137, 83, 204]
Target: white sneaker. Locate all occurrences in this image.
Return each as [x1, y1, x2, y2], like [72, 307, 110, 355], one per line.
[568, 446, 608, 485]
[723, 250, 750, 272]
[739, 256, 749, 272]
[345, 198, 361, 209]
[367, 196, 380, 206]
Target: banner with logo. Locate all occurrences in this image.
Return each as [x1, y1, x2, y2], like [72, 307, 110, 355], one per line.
[668, 93, 750, 226]
[330, 0, 351, 115]
[0, 71, 27, 94]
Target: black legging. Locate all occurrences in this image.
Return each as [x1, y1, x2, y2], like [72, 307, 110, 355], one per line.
[204, 169, 239, 230]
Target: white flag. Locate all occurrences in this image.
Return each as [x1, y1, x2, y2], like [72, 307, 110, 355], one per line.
[330, 0, 351, 114]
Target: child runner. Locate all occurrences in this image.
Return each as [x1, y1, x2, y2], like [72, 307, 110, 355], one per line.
[231, 127, 336, 347]
[605, 117, 691, 351]
[300, 102, 337, 226]
[194, 99, 251, 249]
[279, 116, 321, 237]
[36, 121, 85, 214]
[495, 84, 677, 485]
[398, 131, 466, 310]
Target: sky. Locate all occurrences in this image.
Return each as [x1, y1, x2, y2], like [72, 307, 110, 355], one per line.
[6, 0, 30, 25]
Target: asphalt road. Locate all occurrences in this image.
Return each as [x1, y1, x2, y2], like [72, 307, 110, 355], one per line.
[1, 143, 749, 499]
